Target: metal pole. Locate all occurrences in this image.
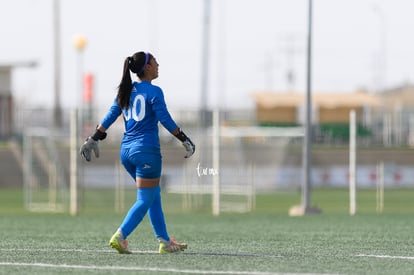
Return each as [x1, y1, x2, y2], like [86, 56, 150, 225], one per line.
[288, 0, 319, 216]
[212, 109, 220, 216]
[53, 0, 62, 128]
[70, 109, 78, 216]
[376, 161, 384, 213]
[302, 0, 313, 210]
[198, 0, 211, 191]
[349, 110, 356, 216]
[200, 0, 211, 128]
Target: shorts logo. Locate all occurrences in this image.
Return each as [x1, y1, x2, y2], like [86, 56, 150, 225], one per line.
[143, 164, 151, 169]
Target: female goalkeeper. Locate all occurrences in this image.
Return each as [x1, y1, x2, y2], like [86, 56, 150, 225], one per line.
[79, 51, 195, 254]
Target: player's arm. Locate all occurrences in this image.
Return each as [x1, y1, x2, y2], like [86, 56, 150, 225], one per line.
[96, 124, 107, 133]
[151, 87, 195, 158]
[80, 99, 121, 161]
[171, 127, 195, 158]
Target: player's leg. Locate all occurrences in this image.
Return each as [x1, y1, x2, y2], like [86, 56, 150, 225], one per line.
[109, 147, 135, 253]
[109, 187, 157, 253]
[143, 154, 170, 242]
[120, 187, 156, 237]
[148, 185, 188, 253]
[117, 149, 160, 238]
[110, 148, 155, 253]
[148, 185, 169, 240]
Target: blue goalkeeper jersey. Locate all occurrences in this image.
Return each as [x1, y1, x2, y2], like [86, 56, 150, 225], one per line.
[100, 81, 178, 151]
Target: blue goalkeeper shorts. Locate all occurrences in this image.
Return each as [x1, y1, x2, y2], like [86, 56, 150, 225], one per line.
[120, 146, 162, 179]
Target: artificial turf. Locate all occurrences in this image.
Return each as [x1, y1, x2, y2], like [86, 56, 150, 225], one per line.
[0, 188, 413, 274]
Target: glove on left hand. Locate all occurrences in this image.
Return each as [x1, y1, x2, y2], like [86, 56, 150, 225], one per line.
[174, 128, 195, 158]
[182, 137, 195, 158]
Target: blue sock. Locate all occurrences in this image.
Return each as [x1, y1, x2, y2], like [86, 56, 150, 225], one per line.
[120, 187, 157, 238]
[148, 186, 170, 241]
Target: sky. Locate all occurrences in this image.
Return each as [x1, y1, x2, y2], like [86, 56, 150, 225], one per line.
[1, 0, 414, 111]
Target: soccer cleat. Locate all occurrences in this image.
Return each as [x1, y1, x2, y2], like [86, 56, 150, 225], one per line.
[158, 237, 188, 254]
[109, 229, 132, 254]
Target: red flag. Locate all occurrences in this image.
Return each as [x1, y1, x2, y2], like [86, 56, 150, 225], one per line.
[83, 73, 93, 103]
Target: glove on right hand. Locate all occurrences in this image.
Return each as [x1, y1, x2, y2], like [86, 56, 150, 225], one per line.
[80, 137, 100, 162]
[79, 128, 107, 162]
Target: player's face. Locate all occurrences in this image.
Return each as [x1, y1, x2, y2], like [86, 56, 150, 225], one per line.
[147, 58, 159, 79]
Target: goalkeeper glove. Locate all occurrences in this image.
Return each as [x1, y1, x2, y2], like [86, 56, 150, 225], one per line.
[174, 128, 195, 158]
[79, 128, 107, 162]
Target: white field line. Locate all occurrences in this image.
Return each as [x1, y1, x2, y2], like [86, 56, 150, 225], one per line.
[0, 248, 281, 258]
[0, 262, 338, 275]
[0, 248, 157, 254]
[355, 254, 414, 260]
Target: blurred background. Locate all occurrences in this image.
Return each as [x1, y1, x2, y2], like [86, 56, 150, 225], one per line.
[0, 0, 413, 215]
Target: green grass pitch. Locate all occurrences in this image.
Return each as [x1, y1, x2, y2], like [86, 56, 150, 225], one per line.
[0, 188, 413, 274]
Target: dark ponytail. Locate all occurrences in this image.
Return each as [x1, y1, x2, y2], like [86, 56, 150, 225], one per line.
[116, 57, 133, 109]
[116, 52, 152, 109]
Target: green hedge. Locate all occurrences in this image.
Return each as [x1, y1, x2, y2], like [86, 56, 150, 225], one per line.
[319, 123, 371, 140]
